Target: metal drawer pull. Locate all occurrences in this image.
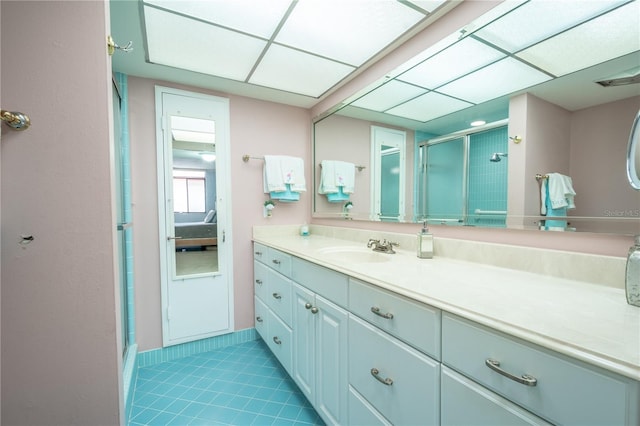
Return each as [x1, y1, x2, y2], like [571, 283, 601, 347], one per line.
[273, 336, 282, 345]
[254, 251, 263, 256]
[485, 359, 538, 387]
[272, 293, 282, 299]
[272, 259, 281, 265]
[371, 306, 394, 319]
[370, 368, 393, 386]
[256, 316, 263, 323]
[255, 279, 263, 285]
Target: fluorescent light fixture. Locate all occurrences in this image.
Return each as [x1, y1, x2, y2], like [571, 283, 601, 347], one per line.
[144, 5, 266, 81]
[398, 37, 506, 89]
[199, 153, 216, 162]
[475, 0, 626, 53]
[386, 92, 472, 122]
[249, 44, 354, 98]
[275, 0, 426, 66]
[171, 116, 215, 144]
[470, 120, 486, 127]
[351, 80, 427, 112]
[438, 57, 551, 104]
[516, 1, 640, 77]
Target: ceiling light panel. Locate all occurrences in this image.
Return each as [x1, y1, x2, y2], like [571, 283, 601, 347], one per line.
[474, 0, 628, 53]
[249, 44, 355, 98]
[437, 57, 551, 104]
[386, 92, 472, 122]
[350, 80, 428, 111]
[398, 37, 506, 89]
[275, 0, 426, 66]
[144, 6, 266, 81]
[406, 0, 448, 13]
[516, 1, 640, 77]
[143, 0, 292, 38]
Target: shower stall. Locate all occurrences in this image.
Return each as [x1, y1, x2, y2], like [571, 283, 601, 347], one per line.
[416, 122, 508, 227]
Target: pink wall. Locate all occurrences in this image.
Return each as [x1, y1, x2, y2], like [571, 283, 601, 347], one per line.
[1, 1, 122, 424]
[128, 77, 311, 351]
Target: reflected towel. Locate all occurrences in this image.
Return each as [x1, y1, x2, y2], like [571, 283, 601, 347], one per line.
[543, 180, 568, 229]
[540, 172, 576, 214]
[318, 160, 355, 194]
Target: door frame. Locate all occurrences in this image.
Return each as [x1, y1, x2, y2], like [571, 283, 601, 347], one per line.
[154, 86, 234, 347]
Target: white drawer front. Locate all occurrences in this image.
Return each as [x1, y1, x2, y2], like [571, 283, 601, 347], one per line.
[254, 296, 268, 339]
[253, 242, 268, 264]
[291, 257, 348, 307]
[267, 310, 292, 375]
[442, 313, 639, 426]
[266, 269, 292, 327]
[267, 247, 292, 278]
[253, 261, 269, 302]
[349, 278, 441, 359]
[442, 366, 550, 426]
[348, 385, 391, 426]
[348, 315, 440, 426]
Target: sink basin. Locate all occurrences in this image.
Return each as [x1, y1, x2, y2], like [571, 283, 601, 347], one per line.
[316, 246, 391, 263]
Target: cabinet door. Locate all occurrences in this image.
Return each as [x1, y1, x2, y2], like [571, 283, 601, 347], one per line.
[441, 366, 550, 426]
[292, 283, 316, 402]
[315, 295, 348, 425]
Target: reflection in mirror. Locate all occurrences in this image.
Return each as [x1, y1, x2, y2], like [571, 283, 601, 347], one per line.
[628, 109, 640, 190]
[313, 0, 640, 234]
[371, 126, 406, 222]
[170, 116, 219, 277]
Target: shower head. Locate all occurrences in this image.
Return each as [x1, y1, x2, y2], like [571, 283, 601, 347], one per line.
[490, 152, 508, 162]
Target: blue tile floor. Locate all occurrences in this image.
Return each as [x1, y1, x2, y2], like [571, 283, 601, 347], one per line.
[129, 339, 324, 425]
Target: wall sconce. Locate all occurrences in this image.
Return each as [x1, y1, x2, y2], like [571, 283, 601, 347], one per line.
[343, 201, 353, 219]
[264, 200, 275, 217]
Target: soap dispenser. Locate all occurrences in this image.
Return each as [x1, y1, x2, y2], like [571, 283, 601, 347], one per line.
[417, 220, 433, 259]
[626, 235, 640, 307]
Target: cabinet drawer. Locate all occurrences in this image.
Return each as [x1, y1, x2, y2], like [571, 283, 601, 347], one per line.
[348, 315, 440, 426]
[267, 247, 292, 278]
[253, 242, 268, 264]
[291, 257, 348, 307]
[349, 278, 441, 359]
[266, 269, 292, 327]
[442, 366, 550, 426]
[348, 385, 391, 426]
[442, 313, 640, 426]
[266, 309, 292, 375]
[253, 261, 269, 301]
[254, 296, 268, 339]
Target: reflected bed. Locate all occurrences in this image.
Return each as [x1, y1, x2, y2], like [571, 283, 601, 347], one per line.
[174, 222, 217, 248]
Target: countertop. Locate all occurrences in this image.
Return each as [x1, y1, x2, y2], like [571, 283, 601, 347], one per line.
[253, 232, 640, 381]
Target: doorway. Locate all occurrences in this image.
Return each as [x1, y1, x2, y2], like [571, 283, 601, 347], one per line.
[155, 86, 234, 346]
[370, 126, 406, 222]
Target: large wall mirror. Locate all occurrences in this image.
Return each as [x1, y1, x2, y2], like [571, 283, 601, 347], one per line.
[313, 0, 640, 234]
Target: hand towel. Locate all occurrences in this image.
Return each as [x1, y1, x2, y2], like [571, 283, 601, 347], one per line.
[318, 160, 355, 194]
[540, 172, 576, 214]
[263, 155, 306, 193]
[334, 161, 356, 194]
[318, 160, 338, 194]
[264, 155, 286, 193]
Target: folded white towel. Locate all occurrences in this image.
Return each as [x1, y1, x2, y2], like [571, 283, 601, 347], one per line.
[540, 172, 576, 214]
[263, 155, 306, 193]
[319, 160, 355, 194]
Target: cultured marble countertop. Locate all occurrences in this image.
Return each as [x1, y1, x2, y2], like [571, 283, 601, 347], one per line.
[253, 233, 640, 381]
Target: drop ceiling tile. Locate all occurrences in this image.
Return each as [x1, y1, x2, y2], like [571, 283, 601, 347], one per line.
[406, 0, 448, 13]
[438, 57, 552, 104]
[351, 80, 428, 111]
[143, 0, 291, 39]
[386, 92, 472, 122]
[475, 0, 628, 53]
[144, 6, 266, 81]
[275, 0, 426, 66]
[516, 1, 640, 77]
[250, 44, 355, 98]
[398, 37, 506, 89]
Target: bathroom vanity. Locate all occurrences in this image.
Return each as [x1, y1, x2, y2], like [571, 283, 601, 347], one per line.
[252, 226, 640, 425]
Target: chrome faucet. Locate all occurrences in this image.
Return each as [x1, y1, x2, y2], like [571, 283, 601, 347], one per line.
[367, 238, 399, 254]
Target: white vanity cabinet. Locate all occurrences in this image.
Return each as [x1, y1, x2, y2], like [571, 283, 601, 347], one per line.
[442, 313, 640, 426]
[292, 282, 348, 425]
[253, 243, 293, 375]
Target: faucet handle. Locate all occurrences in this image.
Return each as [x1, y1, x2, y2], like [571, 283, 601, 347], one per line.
[367, 238, 380, 248]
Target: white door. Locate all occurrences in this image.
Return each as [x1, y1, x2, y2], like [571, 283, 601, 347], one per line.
[155, 86, 234, 346]
[370, 126, 406, 222]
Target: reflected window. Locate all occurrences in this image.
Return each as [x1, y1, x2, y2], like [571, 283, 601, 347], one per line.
[173, 169, 206, 213]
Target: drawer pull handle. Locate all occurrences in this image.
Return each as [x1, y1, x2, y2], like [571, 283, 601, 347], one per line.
[254, 251, 263, 256]
[371, 306, 394, 319]
[272, 293, 282, 300]
[305, 303, 319, 314]
[255, 279, 263, 285]
[485, 359, 537, 387]
[256, 316, 263, 323]
[370, 368, 393, 386]
[272, 259, 281, 265]
[273, 336, 282, 345]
